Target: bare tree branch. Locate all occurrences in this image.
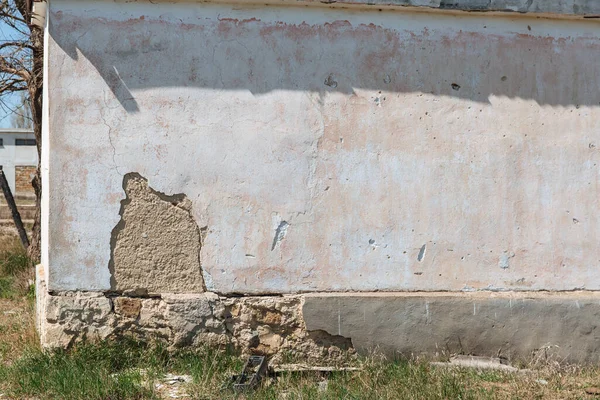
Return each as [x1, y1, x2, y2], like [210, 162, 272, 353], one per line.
[0, 40, 34, 50]
[0, 0, 43, 261]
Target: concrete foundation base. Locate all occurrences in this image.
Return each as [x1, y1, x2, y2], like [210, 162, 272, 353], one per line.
[304, 292, 600, 364]
[37, 266, 600, 364]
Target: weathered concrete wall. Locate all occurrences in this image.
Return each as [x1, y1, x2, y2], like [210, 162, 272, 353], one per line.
[40, 0, 600, 363]
[46, 0, 600, 294]
[304, 292, 600, 363]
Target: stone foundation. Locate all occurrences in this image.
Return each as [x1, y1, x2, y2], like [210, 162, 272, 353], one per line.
[37, 264, 600, 364]
[36, 266, 354, 364]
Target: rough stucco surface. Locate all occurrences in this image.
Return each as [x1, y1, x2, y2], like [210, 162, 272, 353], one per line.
[41, 0, 600, 363]
[378, 0, 600, 15]
[110, 173, 205, 294]
[47, 0, 600, 293]
[303, 293, 600, 363]
[268, 0, 600, 15]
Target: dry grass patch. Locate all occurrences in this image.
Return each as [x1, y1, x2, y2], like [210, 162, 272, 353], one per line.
[0, 233, 33, 301]
[0, 298, 37, 366]
[0, 233, 36, 366]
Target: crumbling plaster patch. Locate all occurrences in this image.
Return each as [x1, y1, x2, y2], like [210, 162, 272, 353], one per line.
[109, 173, 206, 295]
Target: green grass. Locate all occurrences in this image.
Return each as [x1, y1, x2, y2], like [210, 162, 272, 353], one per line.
[0, 340, 498, 400]
[0, 341, 159, 400]
[2, 334, 600, 399]
[0, 242, 32, 300]
[0, 339, 243, 400]
[241, 360, 495, 400]
[0, 339, 524, 400]
[0, 276, 15, 298]
[0, 248, 30, 276]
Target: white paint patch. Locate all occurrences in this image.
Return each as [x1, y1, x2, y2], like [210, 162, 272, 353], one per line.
[417, 244, 427, 263]
[271, 220, 290, 251]
[498, 252, 515, 269]
[202, 270, 215, 291]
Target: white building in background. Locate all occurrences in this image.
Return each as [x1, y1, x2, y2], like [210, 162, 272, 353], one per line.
[0, 129, 38, 195]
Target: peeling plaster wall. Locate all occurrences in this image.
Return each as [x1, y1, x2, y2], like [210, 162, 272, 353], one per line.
[46, 0, 600, 294]
[110, 173, 206, 295]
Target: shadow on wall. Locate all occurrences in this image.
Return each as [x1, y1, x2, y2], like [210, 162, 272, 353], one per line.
[50, 9, 600, 112]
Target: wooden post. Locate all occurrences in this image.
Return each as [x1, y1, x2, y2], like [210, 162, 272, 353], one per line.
[0, 166, 30, 249]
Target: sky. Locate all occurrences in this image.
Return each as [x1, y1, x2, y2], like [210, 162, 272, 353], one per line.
[0, 15, 29, 129]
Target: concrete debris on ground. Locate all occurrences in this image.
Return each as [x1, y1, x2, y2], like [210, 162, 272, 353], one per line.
[154, 374, 193, 399]
[272, 363, 361, 373]
[318, 381, 328, 392]
[160, 374, 192, 385]
[430, 355, 531, 373]
[586, 387, 600, 395]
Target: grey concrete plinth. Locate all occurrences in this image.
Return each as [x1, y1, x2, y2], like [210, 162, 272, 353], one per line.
[303, 292, 600, 364]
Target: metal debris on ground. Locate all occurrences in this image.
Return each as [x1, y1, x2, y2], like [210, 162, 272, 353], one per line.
[224, 358, 360, 392]
[229, 355, 269, 392]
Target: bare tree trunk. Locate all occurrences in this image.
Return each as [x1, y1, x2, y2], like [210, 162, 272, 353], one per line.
[0, 2, 44, 263]
[26, 25, 44, 263]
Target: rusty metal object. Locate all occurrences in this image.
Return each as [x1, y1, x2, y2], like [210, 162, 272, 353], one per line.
[229, 355, 269, 392]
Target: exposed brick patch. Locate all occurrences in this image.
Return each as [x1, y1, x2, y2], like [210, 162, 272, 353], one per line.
[14, 166, 36, 195]
[113, 297, 142, 319]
